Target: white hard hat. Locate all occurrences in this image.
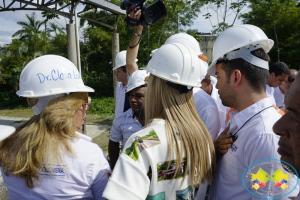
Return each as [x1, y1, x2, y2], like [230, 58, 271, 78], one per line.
[0, 125, 15, 141]
[17, 55, 94, 115]
[146, 43, 206, 88]
[208, 24, 274, 75]
[126, 70, 149, 93]
[164, 33, 202, 55]
[113, 50, 138, 70]
[150, 49, 158, 58]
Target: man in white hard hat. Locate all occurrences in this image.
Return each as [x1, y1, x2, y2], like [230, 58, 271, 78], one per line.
[273, 69, 298, 109]
[266, 62, 290, 106]
[208, 25, 298, 199]
[109, 70, 149, 170]
[113, 50, 137, 116]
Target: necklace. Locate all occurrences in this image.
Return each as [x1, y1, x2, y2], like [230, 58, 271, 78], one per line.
[229, 106, 273, 142]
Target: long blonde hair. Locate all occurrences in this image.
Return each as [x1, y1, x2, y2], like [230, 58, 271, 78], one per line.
[0, 92, 88, 188]
[145, 76, 216, 187]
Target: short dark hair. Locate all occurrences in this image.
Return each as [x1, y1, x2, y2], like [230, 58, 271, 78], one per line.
[221, 48, 270, 93]
[121, 66, 127, 73]
[201, 74, 210, 82]
[269, 62, 290, 76]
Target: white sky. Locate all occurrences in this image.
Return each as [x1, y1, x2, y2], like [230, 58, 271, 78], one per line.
[0, 1, 248, 46]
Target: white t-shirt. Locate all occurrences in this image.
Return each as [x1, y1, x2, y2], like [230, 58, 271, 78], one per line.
[1, 132, 110, 200]
[266, 84, 276, 105]
[193, 88, 221, 141]
[110, 108, 144, 148]
[209, 98, 298, 199]
[273, 86, 285, 108]
[209, 83, 230, 135]
[103, 119, 210, 200]
[115, 82, 127, 116]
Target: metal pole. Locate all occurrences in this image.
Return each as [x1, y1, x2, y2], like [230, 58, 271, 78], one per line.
[112, 15, 120, 104]
[74, 0, 81, 74]
[66, 24, 78, 68]
[112, 31, 119, 103]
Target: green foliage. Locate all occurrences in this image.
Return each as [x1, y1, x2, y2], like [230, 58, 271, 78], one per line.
[0, 91, 29, 109]
[241, 0, 300, 68]
[87, 97, 115, 114]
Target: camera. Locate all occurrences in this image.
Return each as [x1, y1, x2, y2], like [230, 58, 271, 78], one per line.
[120, 0, 167, 26]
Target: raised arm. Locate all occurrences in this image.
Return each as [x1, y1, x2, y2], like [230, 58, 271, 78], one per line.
[126, 10, 144, 76]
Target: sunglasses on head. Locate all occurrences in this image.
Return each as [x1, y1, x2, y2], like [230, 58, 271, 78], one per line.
[288, 77, 295, 83]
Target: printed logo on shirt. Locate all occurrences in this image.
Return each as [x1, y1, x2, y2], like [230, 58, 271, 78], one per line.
[146, 192, 165, 200]
[157, 158, 187, 182]
[176, 186, 199, 200]
[39, 164, 67, 176]
[125, 129, 161, 161]
[242, 159, 299, 199]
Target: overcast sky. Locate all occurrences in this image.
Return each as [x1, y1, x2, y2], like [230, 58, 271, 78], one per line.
[0, 2, 247, 46]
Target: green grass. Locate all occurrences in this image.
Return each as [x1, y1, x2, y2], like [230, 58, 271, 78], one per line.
[87, 97, 115, 114]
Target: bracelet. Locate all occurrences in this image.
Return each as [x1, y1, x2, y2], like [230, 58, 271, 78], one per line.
[129, 32, 143, 49]
[133, 32, 142, 37]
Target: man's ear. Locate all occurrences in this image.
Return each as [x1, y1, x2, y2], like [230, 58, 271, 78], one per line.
[231, 69, 242, 86]
[207, 79, 211, 85]
[270, 72, 275, 77]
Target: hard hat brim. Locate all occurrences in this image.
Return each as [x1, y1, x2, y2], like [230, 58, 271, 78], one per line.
[16, 85, 95, 98]
[208, 38, 274, 76]
[0, 125, 15, 141]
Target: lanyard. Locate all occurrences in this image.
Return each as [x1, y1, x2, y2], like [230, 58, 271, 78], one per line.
[229, 106, 273, 141]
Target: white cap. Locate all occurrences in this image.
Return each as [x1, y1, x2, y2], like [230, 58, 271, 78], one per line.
[0, 125, 15, 141]
[146, 43, 206, 88]
[126, 70, 149, 93]
[164, 33, 202, 55]
[16, 55, 94, 115]
[113, 50, 138, 70]
[208, 24, 274, 75]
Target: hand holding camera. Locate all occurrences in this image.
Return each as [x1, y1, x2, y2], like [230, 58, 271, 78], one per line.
[120, 0, 167, 27]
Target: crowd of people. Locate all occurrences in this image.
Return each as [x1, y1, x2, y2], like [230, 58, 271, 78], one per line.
[0, 10, 299, 200]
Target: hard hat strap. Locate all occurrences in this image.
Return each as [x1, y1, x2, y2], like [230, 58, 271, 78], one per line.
[32, 94, 65, 115]
[163, 79, 193, 94]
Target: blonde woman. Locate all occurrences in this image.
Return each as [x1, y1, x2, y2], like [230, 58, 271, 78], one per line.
[103, 43, 215, 200]
[0, 55, 110, 200]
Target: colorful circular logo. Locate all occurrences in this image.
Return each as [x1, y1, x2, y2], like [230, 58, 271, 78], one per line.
[242, 159, 299, 199]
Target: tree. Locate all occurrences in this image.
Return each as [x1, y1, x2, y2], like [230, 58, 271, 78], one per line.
[241, 0, 300, 68]
[202, 0, 247, 35]
[12, 12, 49, 55]
[12, 12, 46, 40]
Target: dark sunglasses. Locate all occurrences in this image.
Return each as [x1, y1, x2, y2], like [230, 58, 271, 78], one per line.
[288, 77, 295, 83]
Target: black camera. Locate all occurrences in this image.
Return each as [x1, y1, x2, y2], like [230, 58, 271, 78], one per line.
[120, 0, 167, 26]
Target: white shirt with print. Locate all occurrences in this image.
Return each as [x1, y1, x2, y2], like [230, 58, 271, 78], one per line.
[103, 119, 210, 200]
[209, 98, 298, 200]
[1, 132, 110, 200]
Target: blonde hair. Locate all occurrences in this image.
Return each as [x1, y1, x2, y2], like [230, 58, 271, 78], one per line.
[145, 76, 216, 187]
[0, 92, 88, 188]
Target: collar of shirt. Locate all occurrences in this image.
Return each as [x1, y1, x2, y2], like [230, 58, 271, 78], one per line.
[229, 97, 273, 131]
[76, 131, 92, 142]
